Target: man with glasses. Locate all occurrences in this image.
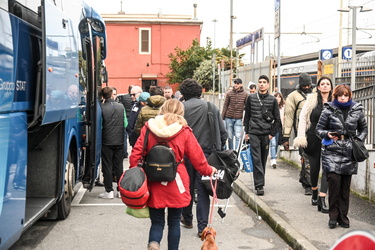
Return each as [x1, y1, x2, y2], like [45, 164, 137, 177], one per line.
[222, 78, 248, 150]
[126, 86, 144, 147]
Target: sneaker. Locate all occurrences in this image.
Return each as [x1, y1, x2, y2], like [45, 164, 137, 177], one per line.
[256, 187, 264, 196]
[271, 159, 277, 169]
[147, 241, 160, 250]
[198, 232, 203, 238]
[117, 192, 121, 199]
[99, 191, 114, 199]
[305, 187, 312, 195]
[181, 217, 193, 228]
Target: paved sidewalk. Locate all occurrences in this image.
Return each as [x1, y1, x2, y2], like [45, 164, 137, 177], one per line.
[233, 158, 375, 250]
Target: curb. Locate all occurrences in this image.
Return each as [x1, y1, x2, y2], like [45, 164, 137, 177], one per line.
[233, 180, 319, 250]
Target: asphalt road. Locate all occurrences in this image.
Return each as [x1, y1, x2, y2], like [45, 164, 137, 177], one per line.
[10, 160, 290, 250]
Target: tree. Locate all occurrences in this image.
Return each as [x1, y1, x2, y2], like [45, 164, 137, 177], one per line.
[166, 39, 245, 88]
[167, 39, 212, 84]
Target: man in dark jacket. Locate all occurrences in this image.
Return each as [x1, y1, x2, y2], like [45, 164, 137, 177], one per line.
[99, 87, 127, 199]
[244, 75, 281, 195]
[116, 85, 133, 158]
[222, 78, 248, 150]
[179, 78, 227, 236]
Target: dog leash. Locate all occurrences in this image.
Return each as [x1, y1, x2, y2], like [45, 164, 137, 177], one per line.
[208, 176, 218, 227]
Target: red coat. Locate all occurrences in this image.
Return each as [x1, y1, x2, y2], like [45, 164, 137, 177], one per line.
[129, 117, 213, 209]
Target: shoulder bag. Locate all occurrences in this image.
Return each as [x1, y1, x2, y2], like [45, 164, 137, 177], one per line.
[335, 110, 368, 162]
[201, 102, 240, 199]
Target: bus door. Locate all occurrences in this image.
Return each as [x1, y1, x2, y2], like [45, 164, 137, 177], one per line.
[42, 0, 79, 125]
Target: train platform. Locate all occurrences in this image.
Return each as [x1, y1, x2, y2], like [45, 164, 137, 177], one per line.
[233, 158, 375, 249]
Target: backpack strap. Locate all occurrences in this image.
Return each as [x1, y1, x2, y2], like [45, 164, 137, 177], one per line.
[141, 129, 150, 158]
[293, 91, 307, 136]
[207, 102, 218, 151]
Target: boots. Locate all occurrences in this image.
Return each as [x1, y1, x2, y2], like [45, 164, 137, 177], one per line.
[317, 196, 329, 213]
[311, 189, 318, 206]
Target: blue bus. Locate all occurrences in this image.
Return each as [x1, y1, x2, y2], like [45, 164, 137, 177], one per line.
[0, 0, 106, 248]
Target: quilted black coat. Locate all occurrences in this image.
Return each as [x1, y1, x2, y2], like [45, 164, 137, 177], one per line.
[316, 101, 368, 175]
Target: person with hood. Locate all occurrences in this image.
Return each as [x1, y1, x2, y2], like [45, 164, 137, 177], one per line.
[134, 86, 166, 135]
[244, 75, 281, 195]
[129, 99, 217, 250]
[316, 84, 367, 229]
[282, 72, 314, 195]
[222, 78, 249, 150]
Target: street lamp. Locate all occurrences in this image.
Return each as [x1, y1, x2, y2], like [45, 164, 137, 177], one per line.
[338, 5, 372, 90]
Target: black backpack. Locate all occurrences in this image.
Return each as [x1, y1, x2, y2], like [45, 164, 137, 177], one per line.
[141, 129, 182, 182]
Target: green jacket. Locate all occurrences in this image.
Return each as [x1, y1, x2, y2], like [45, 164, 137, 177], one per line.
[134, 95, 166, 135]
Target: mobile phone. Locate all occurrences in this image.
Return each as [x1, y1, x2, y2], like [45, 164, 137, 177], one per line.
[330, 132, 340, 137]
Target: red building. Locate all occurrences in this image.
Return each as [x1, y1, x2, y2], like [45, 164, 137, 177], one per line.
[102, 12, 202, 94]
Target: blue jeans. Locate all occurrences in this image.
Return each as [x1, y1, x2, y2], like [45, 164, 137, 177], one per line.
[270, 132, 280, 160]
[225, 118, 242, 150]
[149, 207, 182, 250]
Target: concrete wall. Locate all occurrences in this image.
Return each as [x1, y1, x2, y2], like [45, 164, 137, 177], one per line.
[280, 149, 375, 203]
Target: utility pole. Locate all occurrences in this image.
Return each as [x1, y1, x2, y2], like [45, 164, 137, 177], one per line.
[229, 0, 234, 84]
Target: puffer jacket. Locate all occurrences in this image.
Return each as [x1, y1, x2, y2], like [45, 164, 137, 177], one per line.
[129, 116, 213, 209]
[222, 87, 248, 119]
[316, 101, 368, 175]
[134, 95, 166, 135]
[244, 92, 281, 136]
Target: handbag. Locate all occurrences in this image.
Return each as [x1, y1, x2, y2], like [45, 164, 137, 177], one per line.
[240, 144, 253, 173]
[201, 102, 240, 199]
[335, 110, 369, 162]
[118, 167, 149, 209]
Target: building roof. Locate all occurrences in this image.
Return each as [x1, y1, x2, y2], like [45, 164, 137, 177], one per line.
[101, 13, 203, 25]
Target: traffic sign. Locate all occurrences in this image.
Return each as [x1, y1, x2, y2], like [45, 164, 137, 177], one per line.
[343, 47, 352, 60]
[320, 49, 333, 60]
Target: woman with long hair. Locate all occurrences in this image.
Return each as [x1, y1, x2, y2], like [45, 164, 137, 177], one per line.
[269, 91, 285, 168]
[316, 84, 367, 228]
[129, 99, 216, 250]
[294, 76, 333, 213]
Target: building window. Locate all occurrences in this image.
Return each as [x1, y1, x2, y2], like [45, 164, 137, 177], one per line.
[139, 28, 151, 54]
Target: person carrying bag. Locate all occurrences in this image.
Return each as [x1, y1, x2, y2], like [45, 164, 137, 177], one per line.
[201, 102, 241, 199]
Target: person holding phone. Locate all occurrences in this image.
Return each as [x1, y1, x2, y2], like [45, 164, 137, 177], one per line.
[294, 77, 333, 213]
[316, 84, 367, 229]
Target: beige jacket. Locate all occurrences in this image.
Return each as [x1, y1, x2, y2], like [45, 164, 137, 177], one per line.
[293, 92, 318, 148]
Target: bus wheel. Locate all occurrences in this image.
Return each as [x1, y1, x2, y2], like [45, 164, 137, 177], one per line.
[57, 152, 76, 219]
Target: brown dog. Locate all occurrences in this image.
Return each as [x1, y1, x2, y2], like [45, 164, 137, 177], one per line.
[201, 226, 218, 250]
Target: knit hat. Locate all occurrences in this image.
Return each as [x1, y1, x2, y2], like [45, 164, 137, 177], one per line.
[233, 78, 242, 84]
[299, 73, 312, 87]
[137, 92, 150, 102]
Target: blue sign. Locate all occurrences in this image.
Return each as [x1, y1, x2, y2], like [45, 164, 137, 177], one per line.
[320, 49, 333, 60]
[342, 47, 352, 60]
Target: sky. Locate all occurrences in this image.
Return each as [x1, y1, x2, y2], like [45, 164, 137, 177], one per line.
[85, 0, 375, 63]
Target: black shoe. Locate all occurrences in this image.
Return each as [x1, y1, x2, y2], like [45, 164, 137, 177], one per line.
[311, 189, 318, 206]
[317, 196, 329, 213]
[338, 219, 350, 228]
[328, 219, 337, 229]
[256, 187, 264, 196]
[82, 181, 90, 189]
[305, 187, 312, 195]
[95, 180, 104, 187]
[180, 217, 193, 229]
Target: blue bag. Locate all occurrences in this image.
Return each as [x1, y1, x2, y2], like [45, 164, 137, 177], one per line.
[240, 145, 253, 173]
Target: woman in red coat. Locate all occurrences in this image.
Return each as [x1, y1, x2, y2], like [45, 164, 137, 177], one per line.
[130, 99, 216, 250]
